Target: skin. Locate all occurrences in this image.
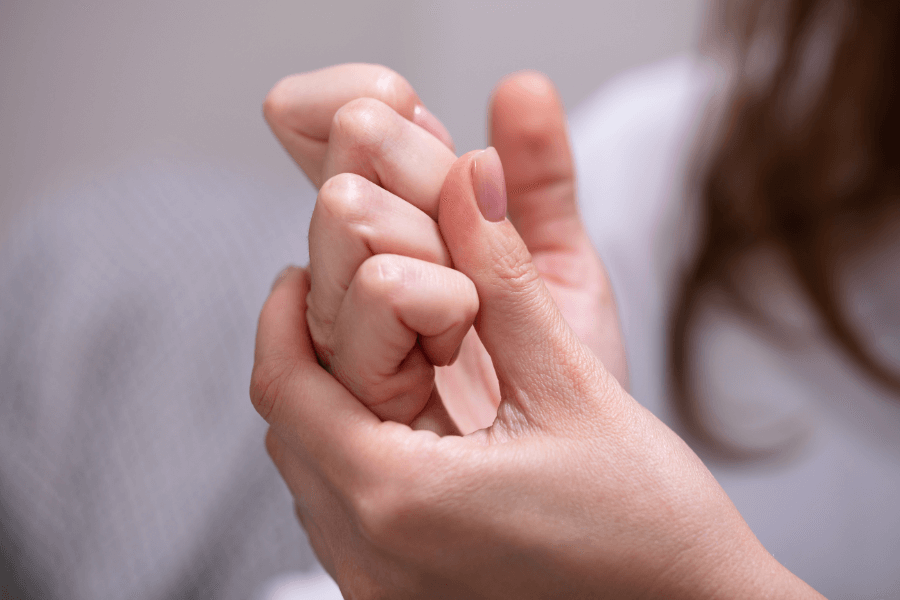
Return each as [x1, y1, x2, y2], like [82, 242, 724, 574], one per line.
[264, 63, 627, 433]
[252, 64, 825, 599]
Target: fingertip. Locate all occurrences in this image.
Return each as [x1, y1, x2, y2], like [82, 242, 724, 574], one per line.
[487, 71, 582, 253]
[270, 264, 301, 292]
[489, 70, 563, 126]
[488, 70, 572, 192]
[266, 265, 310, 315]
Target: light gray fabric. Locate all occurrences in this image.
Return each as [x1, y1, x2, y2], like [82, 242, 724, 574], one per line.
[572, 55, 900, 599]
[0, 156, 318, 599]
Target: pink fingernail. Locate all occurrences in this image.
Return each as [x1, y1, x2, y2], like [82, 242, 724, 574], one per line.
[471, 147, 507, 222]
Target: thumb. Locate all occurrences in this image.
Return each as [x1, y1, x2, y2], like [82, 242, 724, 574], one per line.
[438, 150, 610, 428]
[489, 71, 586, 254]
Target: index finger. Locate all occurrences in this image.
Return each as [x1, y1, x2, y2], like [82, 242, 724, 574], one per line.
[264, 63, 454, 186]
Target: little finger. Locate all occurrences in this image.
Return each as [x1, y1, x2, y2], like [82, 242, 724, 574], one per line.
[330, 254, 479, 424]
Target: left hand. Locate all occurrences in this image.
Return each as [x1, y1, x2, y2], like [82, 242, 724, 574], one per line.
[250, 152, 821, 599]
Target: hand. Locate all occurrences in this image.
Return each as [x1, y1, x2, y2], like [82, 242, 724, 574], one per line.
[250, 152, 824, 599]
[265, 65, 628, 433]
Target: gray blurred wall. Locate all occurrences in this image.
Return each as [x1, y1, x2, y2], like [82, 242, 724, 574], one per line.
[0, 0, 704, 245]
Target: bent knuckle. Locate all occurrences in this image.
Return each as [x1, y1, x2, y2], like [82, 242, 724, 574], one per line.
[355, 254, 408, 301]
[353, 479, 417, 550]
[330, 97, 393, 153]
[492, 237, 540, 293]
[350, 443, 445, 550]
[249, 356, 295, 422]
[371, 67, 418, 115]
[494, 72, 559, 144]
[318, 173, 374, 226]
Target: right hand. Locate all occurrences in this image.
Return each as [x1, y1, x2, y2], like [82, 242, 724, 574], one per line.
[251, 150, 825, 598]
[264, 64, 628, 432]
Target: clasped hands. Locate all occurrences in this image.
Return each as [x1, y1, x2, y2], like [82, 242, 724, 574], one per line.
[250, 64, 819, 599]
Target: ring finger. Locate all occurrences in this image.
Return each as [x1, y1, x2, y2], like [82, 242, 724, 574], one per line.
[329, 253, 479, 425]
[307, 172, 451, 354]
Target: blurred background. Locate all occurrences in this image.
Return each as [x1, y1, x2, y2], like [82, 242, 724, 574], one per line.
[2, 3, 706, 596]
[0, 0, 705, 246]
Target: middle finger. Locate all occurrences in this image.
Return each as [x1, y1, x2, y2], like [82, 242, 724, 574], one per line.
[322, 97, 457, 220]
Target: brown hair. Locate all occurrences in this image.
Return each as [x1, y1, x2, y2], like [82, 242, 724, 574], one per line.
[670, 0, 900, 456]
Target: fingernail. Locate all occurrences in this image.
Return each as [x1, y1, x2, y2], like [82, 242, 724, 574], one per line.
[271, 265, 294, 291]
[471, 147, 507, 222]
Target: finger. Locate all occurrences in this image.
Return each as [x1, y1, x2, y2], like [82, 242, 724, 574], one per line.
[490, 73, 629, 387]
[329, 254, 478, 424]
[438, 151, 617, 430]
[307, 172, 451, 341]
[489, 71, 588, 254]
[251, 266, 383, 488]
[263, 64, 454, 186]
[434, 328, 502, 434]
[322, 97, 457, 219]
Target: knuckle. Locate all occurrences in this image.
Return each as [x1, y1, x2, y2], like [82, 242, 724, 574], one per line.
[330, 97, 393, 153]
[350, 443, 443, 550]
[249, 356, 294, 422]
[355, 254, 408, 301]
[492, 236, 541, 293]
[494, 71, 559, 143]
[318, 172, 373, 226]
[353, 478, 416, 550]
[371, 67, 418, 115]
